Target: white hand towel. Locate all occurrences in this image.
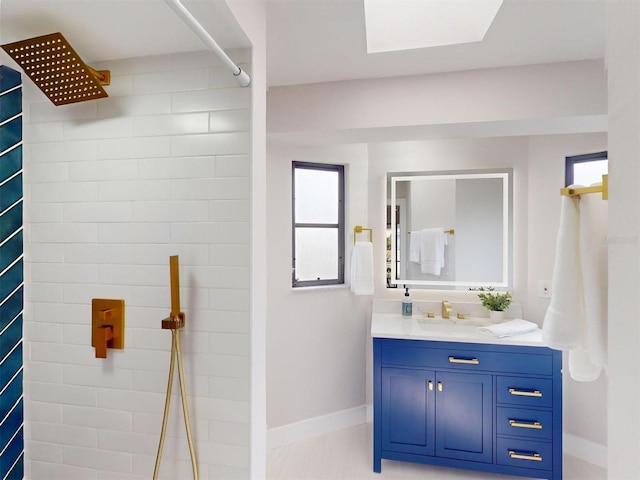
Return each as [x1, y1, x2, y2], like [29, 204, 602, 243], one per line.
[477, 319, 539, 338]
[350, 242, 374, 295]
[420, 228, 445, 275]
[542, 195, 583, 350]
[409, 231, 421, 264]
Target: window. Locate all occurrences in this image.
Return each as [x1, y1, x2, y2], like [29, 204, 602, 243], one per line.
[565, 151, 608, 187]
[292, 161, 345, 287]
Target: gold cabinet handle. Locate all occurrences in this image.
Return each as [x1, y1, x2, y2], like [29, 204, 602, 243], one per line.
[509, 450, 542, 462]
[449, 356, 479, 365]
[509, 419, 542, 430]
[437, 382, 443, 392]
[428, 381, 434, 391]
[509, 388, 542, 397]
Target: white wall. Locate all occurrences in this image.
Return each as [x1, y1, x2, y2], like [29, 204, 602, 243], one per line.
[23, 50, 253, 479]
[223, 1, 269, 476]
[268, 60, 606, 142]
[606, 1, 640, 477]
[266, 142, 370, 432]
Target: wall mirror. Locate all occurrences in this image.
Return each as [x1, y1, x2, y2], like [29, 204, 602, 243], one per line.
[387, 169, 513, 290]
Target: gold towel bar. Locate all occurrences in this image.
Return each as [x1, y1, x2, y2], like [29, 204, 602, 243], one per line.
[560, 174, 608, 200]
[354, 225, 373, 245]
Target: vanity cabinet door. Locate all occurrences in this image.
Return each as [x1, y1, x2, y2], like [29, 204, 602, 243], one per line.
[435, 371, 493, 463]
[381, 367, 435, 456]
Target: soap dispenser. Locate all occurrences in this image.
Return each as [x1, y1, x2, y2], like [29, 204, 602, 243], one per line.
[402, 287, 412, 316]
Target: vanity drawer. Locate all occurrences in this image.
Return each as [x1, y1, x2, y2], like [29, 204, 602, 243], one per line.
[496, 438, 552, 471]
[381, 342, 552, 375]
[496, 407, 553, 440]
[497, 376, 553, 408]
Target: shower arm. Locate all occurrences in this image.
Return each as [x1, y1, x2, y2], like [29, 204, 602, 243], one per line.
[164, 0, 251, 87]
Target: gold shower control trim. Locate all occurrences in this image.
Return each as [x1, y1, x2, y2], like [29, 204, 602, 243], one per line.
[91, 298, 125, 358]
[1, 32, 110, 106]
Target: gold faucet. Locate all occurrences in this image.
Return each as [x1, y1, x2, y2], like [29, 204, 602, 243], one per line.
[442, 300, 452, 319]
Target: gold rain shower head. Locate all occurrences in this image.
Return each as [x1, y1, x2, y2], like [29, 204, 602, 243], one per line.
[1, 32, 110, 106]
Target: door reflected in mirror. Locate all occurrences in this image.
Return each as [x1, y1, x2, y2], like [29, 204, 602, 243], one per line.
[387, 169, 512, 290]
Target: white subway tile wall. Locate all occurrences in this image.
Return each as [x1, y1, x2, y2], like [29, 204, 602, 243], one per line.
[23, 50, 251, 479]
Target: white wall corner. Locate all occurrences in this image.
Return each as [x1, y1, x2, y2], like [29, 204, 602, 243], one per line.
[267, 406, 368, 450]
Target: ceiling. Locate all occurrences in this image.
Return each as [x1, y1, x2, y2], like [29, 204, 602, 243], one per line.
[0, 0, 606, 88]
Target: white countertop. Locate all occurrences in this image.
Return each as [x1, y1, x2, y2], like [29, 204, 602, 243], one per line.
[371, 312, 546, 348]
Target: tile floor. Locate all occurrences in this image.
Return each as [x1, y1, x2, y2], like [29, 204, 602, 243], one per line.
[267, 423, 606, 479]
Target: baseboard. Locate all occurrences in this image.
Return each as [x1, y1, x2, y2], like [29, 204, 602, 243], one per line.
[267, 405, 367, 449]
[563, 433, 608, 469]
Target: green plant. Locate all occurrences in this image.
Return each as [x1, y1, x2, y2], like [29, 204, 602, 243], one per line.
[470, 287, 512, 311]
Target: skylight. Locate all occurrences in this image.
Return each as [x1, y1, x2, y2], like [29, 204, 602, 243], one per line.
[364, 0, 504, 53]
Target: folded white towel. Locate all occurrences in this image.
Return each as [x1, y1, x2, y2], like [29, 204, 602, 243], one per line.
[409, 231, 421, 263]
[350, 242, 374, 295]
[542, 195, 582, 350]
[420, 228, 445, 275]
[477, 319, 539, 338]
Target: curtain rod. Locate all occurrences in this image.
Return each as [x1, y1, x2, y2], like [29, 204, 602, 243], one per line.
[164, 0, 251, 87]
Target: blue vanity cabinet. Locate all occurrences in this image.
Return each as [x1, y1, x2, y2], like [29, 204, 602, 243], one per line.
[373, 337, 563, 480]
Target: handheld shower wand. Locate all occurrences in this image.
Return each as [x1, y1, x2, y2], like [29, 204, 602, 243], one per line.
[154, 255, 198, 480]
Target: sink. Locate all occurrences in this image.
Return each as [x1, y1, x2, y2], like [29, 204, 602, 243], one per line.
[451, 317, 493, 327]
[415, 317, 492, 334]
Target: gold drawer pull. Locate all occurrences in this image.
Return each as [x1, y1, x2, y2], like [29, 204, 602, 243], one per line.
[509, 419, 542, 430]
[428, 380, 434, 391]
[448, 356, 479, 365]
[509, 450, 542, 462]
[509, 388, 542, 397]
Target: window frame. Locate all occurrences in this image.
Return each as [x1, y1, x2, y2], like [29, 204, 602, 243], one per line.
[565, 151, 608, 187]
[291, 161, 345, 288]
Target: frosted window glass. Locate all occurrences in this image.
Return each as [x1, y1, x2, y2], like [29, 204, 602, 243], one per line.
[573, 160, 608, 186]
[294, 228, 338, 281]
[295, 169, 339, 224]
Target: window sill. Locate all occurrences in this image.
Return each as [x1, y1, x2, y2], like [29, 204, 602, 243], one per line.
[291, 284, 349, 292]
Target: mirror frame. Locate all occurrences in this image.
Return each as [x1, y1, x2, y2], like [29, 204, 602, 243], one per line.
[387, 168, 513, 289]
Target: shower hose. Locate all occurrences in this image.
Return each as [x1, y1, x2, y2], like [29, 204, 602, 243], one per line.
[153, 325, 199, 480]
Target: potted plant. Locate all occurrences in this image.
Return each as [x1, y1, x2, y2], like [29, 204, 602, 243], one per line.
[471, 287, 512, 322]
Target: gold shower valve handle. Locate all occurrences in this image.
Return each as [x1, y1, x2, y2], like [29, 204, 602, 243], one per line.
[95, 326, 114, 359]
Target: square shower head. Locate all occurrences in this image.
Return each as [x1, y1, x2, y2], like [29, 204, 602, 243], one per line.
[1, 32, 109, 106]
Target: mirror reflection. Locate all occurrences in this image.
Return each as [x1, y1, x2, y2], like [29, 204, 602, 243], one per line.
[387, 169, 512, 289]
